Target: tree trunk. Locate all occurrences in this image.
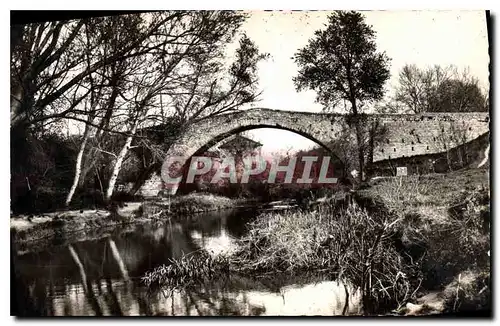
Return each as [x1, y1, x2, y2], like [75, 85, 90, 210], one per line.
[11, 88, 24, 125]
[350, 98, 364, 184]
[78, 68, 120, 186]
[105, 118, 140, 203]
[353, 117, 365, 184]
[65, 121, 92, 206]
[365, 120, 377, 179]
[446, 150, 452, 172]
[478, 144, 490, 168]
[356, 127, 365, 183]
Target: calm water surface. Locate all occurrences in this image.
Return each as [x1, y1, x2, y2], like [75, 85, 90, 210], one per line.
[12, 208, 360, 316]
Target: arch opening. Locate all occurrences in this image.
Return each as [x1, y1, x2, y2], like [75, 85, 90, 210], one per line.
[191, 124, 338, 159]
[163, 124, 346, 196]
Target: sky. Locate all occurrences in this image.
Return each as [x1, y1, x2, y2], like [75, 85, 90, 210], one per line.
[238, 10, 490, 154]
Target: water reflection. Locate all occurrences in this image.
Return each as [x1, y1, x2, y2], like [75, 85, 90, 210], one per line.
[12, 208, 361, 316]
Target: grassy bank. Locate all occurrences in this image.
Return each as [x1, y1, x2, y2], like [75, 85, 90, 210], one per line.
[358, 168, 490, 315]
[232, 202, 422, 315]
[142, 192, 254, 217]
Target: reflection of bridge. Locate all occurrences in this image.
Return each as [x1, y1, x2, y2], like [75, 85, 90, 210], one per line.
[161, 108, 489, 194]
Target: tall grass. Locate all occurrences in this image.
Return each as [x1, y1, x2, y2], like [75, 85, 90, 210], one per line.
[371, 175, 432, 214]
[232, 203, 422, 314]
[142, 250, 230, 294]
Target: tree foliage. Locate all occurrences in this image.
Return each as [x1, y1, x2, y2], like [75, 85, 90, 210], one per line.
[293, 11, 390, 182]
[293, 11, 390, 113]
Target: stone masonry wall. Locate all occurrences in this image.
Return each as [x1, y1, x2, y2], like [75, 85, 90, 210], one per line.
[145, 109, 489, 196]
[373, 112, 489, 162]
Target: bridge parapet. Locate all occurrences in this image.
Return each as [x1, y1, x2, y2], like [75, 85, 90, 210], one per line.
[159, 109, 489, 195]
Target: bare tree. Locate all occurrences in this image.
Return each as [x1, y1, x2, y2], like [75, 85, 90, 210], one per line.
[169, 34, 269, 123]
[394, 64, 429, 113]
[395, 64, 487, 113]
[12, 12, 268, 208]
[10, 13, 187, 129]
[105, 63, 170, 202]
[65, 23, 106, 206]
[93, 13, 266, 202]
[126, 34, 268, 197]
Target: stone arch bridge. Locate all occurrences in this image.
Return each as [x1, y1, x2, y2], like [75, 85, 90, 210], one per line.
[158, 108, 489, 195]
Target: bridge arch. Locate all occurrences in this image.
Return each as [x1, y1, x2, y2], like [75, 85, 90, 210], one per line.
[161, 108, 348, 194]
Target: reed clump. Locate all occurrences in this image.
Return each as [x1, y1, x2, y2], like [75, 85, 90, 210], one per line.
[231, 202, 422, 314]
[142, 250, 230, 292]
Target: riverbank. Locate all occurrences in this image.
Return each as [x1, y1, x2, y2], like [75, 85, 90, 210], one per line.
[12, 168, 490, 316]
[143, 168, 490, 316]
[10, 192, 254, 252]
[141, 192, 257, 217]
[359, 167, 490, 315]
[240, 168, 490, 315]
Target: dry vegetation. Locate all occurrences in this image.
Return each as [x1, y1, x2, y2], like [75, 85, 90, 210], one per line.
[358, 167, 490, 314]
[142, 250, 230, 294]
[362, 167, 489, 212]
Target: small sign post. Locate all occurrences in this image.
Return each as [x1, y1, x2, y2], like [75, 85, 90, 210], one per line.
[396, 166, 408, 176]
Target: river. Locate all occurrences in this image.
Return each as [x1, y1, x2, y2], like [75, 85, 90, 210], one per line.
[12, 207, 361, 316]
